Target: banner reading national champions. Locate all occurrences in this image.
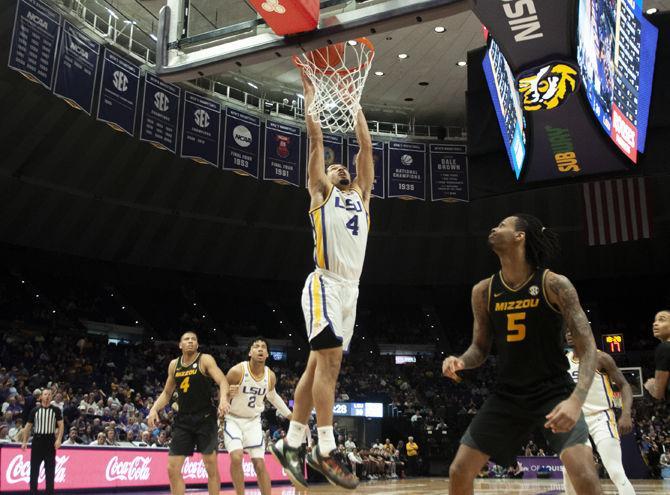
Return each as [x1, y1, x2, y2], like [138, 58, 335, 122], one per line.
[388, 141, 426, 200]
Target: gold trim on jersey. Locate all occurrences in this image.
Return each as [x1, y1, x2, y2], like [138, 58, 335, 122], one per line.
[542, 270, 562, 313]
[487, 276, 494, 309]
[602, 372, 616, 406]
[247, 362, 266, 382]
[311, 208, 327, 269]
[499, 270, 536, 292]
[308, 184, 335, 214]
[178, 352, 200, 369]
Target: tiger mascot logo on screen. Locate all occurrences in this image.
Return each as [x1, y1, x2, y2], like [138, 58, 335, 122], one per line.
[517, 63, 579, 111]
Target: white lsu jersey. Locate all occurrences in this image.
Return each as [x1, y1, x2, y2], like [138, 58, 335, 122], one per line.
[310, 185, 369, 281]
[566, 350, 616, 415]
[228, 361, 269, 419]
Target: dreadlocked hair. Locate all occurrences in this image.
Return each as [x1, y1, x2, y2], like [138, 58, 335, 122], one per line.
[513, 213, 560, 268]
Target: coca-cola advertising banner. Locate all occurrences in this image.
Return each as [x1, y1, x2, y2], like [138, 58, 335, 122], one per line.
[0, 445, 291, 492]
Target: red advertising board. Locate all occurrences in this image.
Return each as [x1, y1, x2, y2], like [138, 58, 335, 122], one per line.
[0, 445, 291, 492]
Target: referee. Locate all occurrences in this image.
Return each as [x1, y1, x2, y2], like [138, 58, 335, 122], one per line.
[21, 389, 64, 495]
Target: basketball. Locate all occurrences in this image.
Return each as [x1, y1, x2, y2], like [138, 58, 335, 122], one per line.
[307, 43, 345, 70]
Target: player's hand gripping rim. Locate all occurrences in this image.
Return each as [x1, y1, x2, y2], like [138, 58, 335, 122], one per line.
[442, 356, 464, 383]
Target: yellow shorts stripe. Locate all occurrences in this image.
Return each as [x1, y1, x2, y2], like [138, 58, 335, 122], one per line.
[605, 409, 619, 439]
[311, 209, 326, 269]
[311, 273, 322, 329]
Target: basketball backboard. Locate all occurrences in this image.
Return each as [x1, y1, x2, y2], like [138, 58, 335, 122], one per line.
[156, 0, 470, 82]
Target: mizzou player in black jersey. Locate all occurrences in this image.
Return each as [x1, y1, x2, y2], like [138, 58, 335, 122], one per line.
[443, 214, 602, 495]
[147, 331, 230, 495]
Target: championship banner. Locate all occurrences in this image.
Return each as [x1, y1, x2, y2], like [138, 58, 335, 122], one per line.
[140, 73, 181, 153]
[180, 91, 221, 167]
[263, 120, 301, 187]
[96, 49, 140, 136]
[52, 21, 100, 115]
[222, 108, 261, 177]
[387, 141, 426, 200]
[429, 144, 469, 202]
[346, 137, 385, 199]
[0, 445, 291, 492]
[8, 0, 61, 90]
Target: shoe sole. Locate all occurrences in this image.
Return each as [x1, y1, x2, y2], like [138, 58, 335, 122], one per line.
[271, 444, 309, 490]
[307, 453, 359, 490]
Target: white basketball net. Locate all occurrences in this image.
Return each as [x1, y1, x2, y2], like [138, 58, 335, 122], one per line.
[294, 39, 374, 134]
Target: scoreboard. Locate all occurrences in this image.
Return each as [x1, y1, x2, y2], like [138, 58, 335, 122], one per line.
[602, 333, 625, 354]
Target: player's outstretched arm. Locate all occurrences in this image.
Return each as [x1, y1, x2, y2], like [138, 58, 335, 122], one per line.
[147, 359, 178, 428]
[599, 352, 633, 435]
[301, 70, 329, 200]
[202, 354, 230, 417]
[442, 278, 493, 381]
[352, 109, 374, 203]
[544, 272, 597, 432]
[266, 370, 292, 420]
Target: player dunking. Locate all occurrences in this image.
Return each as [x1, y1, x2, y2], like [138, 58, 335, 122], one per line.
[443, 214, 602, 495]
[224, 337, 293, 495]
[565, 330, 636, 495]
[147, 331, 230, 495]
[271, 70, 374, 490]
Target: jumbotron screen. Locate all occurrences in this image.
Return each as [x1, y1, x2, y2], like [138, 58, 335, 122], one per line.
[576, 0, 658, 162]
[482, 38, 527, 179]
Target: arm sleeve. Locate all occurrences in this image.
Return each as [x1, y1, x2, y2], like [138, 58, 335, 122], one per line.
[54, 407, 63, 421]
[266, 389, 292, 418]
[655, 343, 670, 371]
[27, 407, 36, 424]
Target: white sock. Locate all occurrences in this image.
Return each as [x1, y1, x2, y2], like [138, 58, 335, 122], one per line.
[286, 421, 307, 449]
[317, 426, 336, 456]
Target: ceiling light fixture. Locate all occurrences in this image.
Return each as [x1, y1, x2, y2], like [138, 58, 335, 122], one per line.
[347, 40, 358, 46]
[374, 71, 385, 76]
[418, 81, 429, 86]
[457, 60, 467, 67]
[646, 7, 658, 14]
[398, 53, 409, 59]
[150, 34, 158, 41]
[434, 26, 446, 33]
[248, 82, 258, 89]
[404, 97, 414, 102]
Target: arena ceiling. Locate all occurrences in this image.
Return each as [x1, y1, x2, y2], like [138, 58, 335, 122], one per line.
[83, 0, 669, 127]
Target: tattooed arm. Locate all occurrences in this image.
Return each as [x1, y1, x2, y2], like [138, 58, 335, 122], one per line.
[443, 278, 493, 381]
[544, 271, 598, 432]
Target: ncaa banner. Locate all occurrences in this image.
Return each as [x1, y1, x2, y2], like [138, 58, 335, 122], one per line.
[96, 49, 140, 136]
[263, 120, 301, 187]
[8, 0, 61, 90]
[180, 91, 221, 167]
[222, 108, 261, 177]
[388, 141, 426, 200]
[52, 21, 100, 115]
[140, 73, 181, 153]
[346, 137, 385, 199]
[429, 144, 469, 202]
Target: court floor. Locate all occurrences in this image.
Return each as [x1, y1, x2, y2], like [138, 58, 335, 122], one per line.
[95, 478, 670, 494]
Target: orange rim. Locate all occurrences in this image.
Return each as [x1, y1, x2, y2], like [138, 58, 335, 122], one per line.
[292, 38, 375, 76]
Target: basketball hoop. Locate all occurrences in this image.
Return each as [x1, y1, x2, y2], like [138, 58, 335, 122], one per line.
[293, 38, 375, 134]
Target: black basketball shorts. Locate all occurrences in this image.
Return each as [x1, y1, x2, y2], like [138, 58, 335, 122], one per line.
[169, 409, 218, 457]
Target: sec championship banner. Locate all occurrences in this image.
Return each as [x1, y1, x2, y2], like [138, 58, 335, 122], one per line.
[222, 108, 261, 177]
[388, 141, 426, 200]
[180, 92, 221, 167]
[140, 73, 180, 153]
[430, 144, 469, 202]
[8, 0, 61, 89]
[264, 120, 301, 187]
[52, 21, 100, 115]
[346, 138, 385, 199]
[96, 49, 140, 136]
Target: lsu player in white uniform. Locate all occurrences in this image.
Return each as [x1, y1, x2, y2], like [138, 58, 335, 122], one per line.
[271, 69, 374, 491]
[225, 338, 292, 495]
[565, 329, 635, 495]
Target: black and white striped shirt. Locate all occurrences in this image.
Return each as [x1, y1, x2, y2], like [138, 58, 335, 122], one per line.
[28, 404, 62, 436]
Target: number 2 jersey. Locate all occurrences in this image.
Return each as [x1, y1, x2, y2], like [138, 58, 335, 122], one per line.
[310, 185, 369, 281]
[228, 361, 269, 419]
[173, 353, 215, 415]
[566, 350, 616, 415]
[488, 269, 571, 394]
